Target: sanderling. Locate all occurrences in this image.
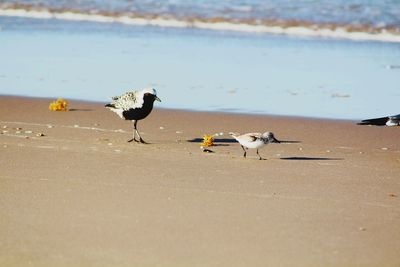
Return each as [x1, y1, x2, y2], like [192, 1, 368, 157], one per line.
[105, 88, 161, 143]
[358, 114, 400, 126]
[230, 132, 280, 160]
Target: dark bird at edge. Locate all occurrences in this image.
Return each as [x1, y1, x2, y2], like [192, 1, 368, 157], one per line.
[357, 114, 400, 126]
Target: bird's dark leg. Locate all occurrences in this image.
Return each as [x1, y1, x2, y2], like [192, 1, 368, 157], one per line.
[257, 149, 266, 160]
[241, 145, 247, 158]
[134, 120, 147, 144]
[128, 120, 139, 143]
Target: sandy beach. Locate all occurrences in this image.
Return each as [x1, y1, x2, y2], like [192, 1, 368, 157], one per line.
[1, 95, 399, 266]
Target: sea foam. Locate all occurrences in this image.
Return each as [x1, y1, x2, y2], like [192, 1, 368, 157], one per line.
[1, 6, 400, 43]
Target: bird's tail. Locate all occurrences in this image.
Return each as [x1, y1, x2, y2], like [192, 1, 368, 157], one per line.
[105, 103, 115, 109]
[357, 116, 388, 126]
[229, 132, 240, 140]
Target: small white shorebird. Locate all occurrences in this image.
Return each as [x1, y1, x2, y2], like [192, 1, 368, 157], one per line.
[230, 132, 280, 160]
[105, 88, 161, 143]
[358, 114, 400, 126]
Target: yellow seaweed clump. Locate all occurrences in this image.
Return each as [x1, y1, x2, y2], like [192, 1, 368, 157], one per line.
[49, 98, 68, 111]
[202, 134, 214, 147]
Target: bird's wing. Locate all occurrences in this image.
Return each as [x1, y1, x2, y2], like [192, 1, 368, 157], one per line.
[241, 133, 261, 142]
[358, 116, 389, 126]
[110, 91, 142, 110]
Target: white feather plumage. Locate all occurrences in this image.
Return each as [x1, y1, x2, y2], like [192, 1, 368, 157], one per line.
[106, 88, 157, 118]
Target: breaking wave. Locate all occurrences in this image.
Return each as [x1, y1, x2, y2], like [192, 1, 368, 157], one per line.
[1, 3, 400, 43]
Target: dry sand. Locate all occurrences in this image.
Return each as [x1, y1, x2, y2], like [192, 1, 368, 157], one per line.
[1, 96, 399, 267]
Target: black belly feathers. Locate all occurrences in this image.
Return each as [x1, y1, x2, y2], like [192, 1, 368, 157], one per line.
[121, 94, 156, 121]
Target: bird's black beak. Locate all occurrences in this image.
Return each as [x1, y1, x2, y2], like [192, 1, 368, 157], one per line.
[155, 96, 161, 102]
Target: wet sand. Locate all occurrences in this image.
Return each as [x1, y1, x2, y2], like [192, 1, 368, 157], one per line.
[1, 95, 399, 266]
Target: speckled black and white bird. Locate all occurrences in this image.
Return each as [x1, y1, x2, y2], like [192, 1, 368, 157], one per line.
[357, 114, 400, 126]
[230, 132, 280, 160]
[105, 88, 161, 143]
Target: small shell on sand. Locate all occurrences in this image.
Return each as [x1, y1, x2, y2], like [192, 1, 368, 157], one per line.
[201, 146, 214, 153]
[36, 133, 45, 137]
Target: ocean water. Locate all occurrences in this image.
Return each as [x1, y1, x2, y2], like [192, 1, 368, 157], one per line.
[1, 0, 400, 36]
[1, 0, 400, 42]
[0, 1, 400, 120]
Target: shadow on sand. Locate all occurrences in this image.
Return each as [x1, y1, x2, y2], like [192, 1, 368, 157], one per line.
[188, 138, 301, 144]
[279, 140, 302, 144]
[280, 157, 343, 161]
[187, 138, 237, 145]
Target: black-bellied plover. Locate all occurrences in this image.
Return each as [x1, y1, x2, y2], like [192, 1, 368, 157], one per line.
[358, 114, 400, 126]
[230, 132, 280, 160]
[105, 88, 161, 143]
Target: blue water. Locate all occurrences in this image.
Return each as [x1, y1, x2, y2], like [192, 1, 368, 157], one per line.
[0, 13, 400, 119]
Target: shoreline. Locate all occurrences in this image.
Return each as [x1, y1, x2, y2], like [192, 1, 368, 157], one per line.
[1, 21, 399, 121]
[0, 94, 361, 122]
[1, 95, 399, 266]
